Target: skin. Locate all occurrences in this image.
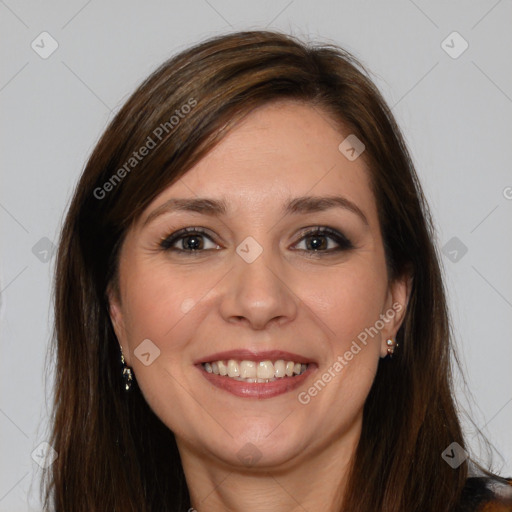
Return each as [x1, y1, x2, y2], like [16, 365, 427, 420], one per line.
[108, 100, 410, 512]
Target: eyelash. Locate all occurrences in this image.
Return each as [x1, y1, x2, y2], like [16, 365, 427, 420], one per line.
[158, 226, 354, 256]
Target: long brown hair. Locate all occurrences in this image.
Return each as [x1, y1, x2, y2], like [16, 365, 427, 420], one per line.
[44, 29, 488, 511]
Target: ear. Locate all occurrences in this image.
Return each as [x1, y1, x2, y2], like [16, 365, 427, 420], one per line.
[379, 272, 413, 358]
[107, 284, 131, 366]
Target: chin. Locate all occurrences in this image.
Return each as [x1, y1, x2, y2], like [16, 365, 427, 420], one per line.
[201, 422, 311, 470]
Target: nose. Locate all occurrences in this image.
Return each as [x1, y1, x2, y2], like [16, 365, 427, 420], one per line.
[218, 245, 298, 331]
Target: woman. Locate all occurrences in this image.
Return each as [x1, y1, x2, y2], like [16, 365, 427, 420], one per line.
[43, 30, 512, 511]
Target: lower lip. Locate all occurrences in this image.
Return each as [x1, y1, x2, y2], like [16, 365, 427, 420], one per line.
[196, 364, 317, 399]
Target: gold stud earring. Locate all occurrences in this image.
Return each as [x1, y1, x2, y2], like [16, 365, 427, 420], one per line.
[386, 338, 399, 358]
[120, 351, 133, 391]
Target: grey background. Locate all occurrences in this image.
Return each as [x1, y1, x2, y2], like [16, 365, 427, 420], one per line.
[1, 0, 511, 509]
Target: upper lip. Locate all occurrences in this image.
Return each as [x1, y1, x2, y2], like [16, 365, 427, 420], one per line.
[195, 349, 314, 365]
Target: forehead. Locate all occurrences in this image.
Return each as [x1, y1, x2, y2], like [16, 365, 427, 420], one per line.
[142, 100, 377, 223]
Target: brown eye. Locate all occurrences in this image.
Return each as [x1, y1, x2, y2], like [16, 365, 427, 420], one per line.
[293, 227, 353, 253]
[160, 227, 220, 252]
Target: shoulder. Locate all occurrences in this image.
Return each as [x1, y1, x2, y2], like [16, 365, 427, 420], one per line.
[456, 476, 512, 511]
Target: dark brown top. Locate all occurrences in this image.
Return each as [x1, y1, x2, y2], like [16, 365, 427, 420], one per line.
[456, 477, 512, 511]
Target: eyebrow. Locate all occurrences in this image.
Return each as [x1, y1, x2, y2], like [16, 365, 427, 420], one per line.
[143, 195, 369, 227]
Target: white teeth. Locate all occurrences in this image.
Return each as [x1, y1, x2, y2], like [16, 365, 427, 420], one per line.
[203, 358, 309, 381]
[218, 360, 228, 376]
[240, 360, 257, 378]
[227, 359, 240, 377]
[257, 360, 275, 379]
[274, 360, 286, 377]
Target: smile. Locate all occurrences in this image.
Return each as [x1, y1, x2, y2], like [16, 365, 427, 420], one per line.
[202, 359, 308, 382]
[196, 350, 317, 399]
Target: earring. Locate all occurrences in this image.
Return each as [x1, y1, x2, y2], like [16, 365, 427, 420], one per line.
[120, 351, 134, 391]
[386, 338, 399, 358]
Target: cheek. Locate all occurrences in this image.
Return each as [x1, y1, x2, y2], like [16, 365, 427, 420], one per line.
[303, 259, 388, 350]
[120, 257, 226, 369]
[120, 259, 191, 357]
[118, 262, 202, 436]
[295, 262, 385, 429]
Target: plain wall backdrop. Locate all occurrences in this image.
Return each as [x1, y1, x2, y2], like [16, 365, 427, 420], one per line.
[1, 1, 511, 510]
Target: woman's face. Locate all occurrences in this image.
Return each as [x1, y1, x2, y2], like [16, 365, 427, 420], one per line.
[109, 100, 408, 471]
